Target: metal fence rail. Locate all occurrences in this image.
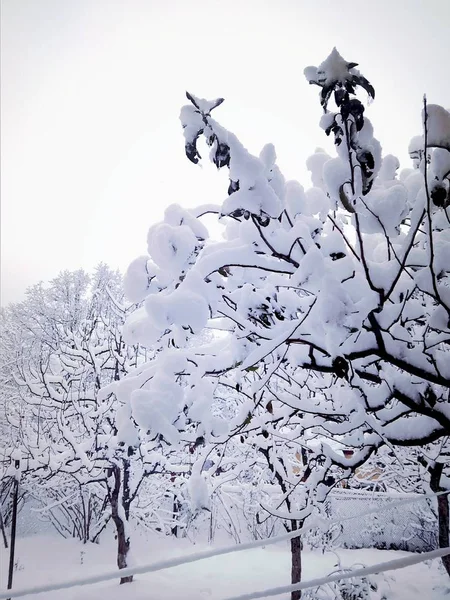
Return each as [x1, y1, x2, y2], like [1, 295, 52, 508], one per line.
[1, 490, 449, 600]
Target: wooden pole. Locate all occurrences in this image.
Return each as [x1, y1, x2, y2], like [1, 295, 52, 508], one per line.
[7, 461, 20, 599]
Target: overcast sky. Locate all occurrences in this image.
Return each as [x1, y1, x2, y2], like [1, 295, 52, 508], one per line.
[2, 0, 450, 305]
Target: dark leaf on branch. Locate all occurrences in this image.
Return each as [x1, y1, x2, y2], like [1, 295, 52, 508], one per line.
[208, 97, 225, 113]
[330, 252, 346, 261]
[351, 75, 375, 100]
[357, 149, 374, 170]
[185, 92, 225, 115]
[334, 88, 348, 107]
[431, 185, 450, 208]
[333, 356, 350, 379]
[185, 91, 200, 109]
[345, 81, 356, 95]
[243, 412, 252, 425]
[341, 98, 365, 131]
[424, 386, 437, 407]
[339, 184, 355, 213]
[194, 436, 205, 448]
[362, 178, 374, 196]
[326, 121, 344, 146]
[324, 118, 336, 137]
[357, 149, 375, 195]
[213, 142, 231, 168]
[321, 84, 334, 110]
[185, 136, 202, 164]
[256, 214, 271, 227]
[228, 179, 240, 196]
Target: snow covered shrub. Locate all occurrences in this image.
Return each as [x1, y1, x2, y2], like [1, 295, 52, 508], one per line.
[303, 558, 387, 600]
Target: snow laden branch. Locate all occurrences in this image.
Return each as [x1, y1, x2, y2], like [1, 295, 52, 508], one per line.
[121, 47, 450, 454]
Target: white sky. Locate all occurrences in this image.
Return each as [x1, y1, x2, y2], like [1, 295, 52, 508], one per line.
[2, 0, 450, 305]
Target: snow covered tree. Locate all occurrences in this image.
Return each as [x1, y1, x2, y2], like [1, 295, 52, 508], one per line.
[355, 439, 450, 570]
[119, 48, 450, 592]
[0, 266, 173, 583]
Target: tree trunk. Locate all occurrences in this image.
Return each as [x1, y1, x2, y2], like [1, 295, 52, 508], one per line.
[0, 508, 8, 549]
[171, 494, 179, 537]
[113, 512, 132, 583]
[437, 493, 450, 576]
[109, 465, 133, 584]
[258, 448, 303, 598]
[290, 521, 302, 600]
[429, 462, 450, 577]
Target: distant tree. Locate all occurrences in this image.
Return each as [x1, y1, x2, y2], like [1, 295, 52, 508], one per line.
[0, 266, 170, 583]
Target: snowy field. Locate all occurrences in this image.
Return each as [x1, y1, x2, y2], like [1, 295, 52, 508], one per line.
[1, 530, 449, 600]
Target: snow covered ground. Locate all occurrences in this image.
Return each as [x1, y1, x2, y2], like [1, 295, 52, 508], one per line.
[1, 529, 449, 600]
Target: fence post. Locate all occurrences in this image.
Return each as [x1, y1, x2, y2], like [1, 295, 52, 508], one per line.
[7, 460, 20, 600]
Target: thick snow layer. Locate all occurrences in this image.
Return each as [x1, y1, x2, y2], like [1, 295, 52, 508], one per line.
[425, 104, 450, 151]
[147, 222, 198, 273]
[357, 184, 408, 236]
[221, 179, 282, 219]
[431, 148, 450, 181]
[323, 157, 352, 207]
[304, 48, 357, 87]
[306, 149, 331, 191]
[378, 154, 400, 182]
[145, 285, 210, 333]
[164, 204, 209, 240]
[1, 532, 448, 600]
